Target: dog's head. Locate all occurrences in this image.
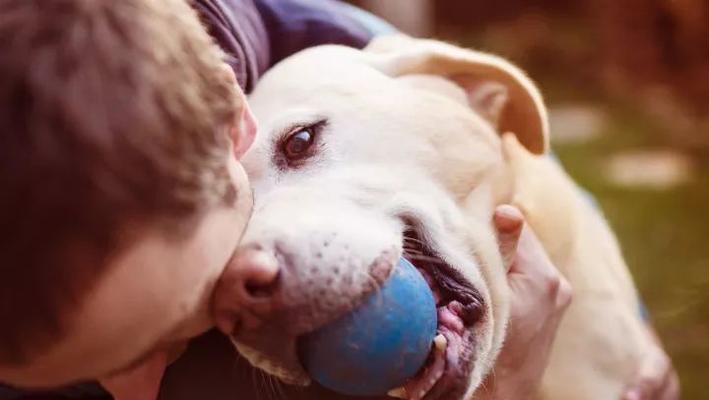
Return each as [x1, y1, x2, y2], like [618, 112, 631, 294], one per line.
[215, 35, 549, 399]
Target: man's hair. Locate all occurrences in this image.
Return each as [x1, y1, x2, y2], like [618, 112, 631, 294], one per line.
[0, 0, 240, 365]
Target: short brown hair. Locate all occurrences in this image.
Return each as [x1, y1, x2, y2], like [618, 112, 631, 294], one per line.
[0, 0, 240, 365]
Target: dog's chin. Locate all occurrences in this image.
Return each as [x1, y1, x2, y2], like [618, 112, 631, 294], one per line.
[397, 225, 488, 400]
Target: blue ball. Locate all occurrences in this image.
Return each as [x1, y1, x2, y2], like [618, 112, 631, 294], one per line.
[300, 257, 438, 396]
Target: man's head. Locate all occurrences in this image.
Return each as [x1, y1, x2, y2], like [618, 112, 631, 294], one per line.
[0, 0, 255, 387]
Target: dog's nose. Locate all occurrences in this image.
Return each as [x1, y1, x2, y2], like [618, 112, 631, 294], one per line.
[213, 245, 280, 335]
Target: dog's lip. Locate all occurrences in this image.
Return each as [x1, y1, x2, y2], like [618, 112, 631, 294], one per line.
[401, 226, 483, 400]
[423, 328, 475, 400]
[397, 305, 476, 400]
[402, 228, 484, 322]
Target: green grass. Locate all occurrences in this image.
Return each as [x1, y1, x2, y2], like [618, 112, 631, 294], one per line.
[551, 100, 709, 399]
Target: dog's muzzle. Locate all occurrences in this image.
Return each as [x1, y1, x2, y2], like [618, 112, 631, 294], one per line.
[212, 238, 396, 384]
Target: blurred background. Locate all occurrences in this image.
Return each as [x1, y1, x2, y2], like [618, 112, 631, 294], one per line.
[349, 1, 708, 398]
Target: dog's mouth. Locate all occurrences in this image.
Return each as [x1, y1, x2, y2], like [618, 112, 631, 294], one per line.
[389, 225, 485, 400]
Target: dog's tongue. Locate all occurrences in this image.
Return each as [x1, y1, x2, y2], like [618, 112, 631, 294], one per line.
[99, 351, 168, 400]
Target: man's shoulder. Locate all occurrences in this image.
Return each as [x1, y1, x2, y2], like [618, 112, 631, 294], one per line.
[253, 0, 394, 60]
[193, 0, 395, 91]
[191, 0, 269, 91]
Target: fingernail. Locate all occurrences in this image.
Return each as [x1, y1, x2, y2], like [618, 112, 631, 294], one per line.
[494, 205, 523, 233]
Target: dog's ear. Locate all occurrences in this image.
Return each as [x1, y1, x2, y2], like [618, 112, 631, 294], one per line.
[366, 35, 549, 155]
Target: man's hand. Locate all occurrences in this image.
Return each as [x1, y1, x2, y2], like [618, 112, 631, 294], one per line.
[478, 205, 680, 400]
[476, 205, 573, 400]
[622, 328, 680, 400]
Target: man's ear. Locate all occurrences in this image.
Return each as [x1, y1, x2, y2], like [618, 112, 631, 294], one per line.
[218, 63, 257, 158]
[218, 62, 239, 87]
[365, 35, 549, 155]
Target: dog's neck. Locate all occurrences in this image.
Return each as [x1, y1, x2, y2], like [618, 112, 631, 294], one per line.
[500, 135, 585, 270]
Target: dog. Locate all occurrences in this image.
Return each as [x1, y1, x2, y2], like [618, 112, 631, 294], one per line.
[226, 35, 655, 399]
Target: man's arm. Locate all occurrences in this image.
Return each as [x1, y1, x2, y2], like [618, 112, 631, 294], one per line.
[251, 0, 395, 63]
[192, 0, 394, 92]
[191, 0, 270, 92]
[478, 205, 679, 400]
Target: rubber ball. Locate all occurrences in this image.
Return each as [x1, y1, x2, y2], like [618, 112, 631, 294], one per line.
[300, 257, 437, 396]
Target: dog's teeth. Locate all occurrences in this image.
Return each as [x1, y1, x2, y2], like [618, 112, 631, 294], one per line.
[433, 334, 447, 351]
[387, 387, 407, 399]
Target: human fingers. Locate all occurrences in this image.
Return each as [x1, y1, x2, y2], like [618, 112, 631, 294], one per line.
[493, 204, 524, 271]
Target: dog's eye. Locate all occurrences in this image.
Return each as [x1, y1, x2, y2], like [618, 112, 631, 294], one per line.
[275, 120, 326, 169]
[283, 127, 315, 160]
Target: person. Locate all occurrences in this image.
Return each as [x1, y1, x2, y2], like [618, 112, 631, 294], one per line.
[0, 0, 678, 399]
[0, 0, 256, 397]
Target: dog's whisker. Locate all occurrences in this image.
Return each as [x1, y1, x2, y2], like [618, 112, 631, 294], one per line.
[260, 371, 273, 400]
[404, 253, 447, 265]
[273, 376, 286, 400]
[402, 241, 424, 251]
[403, 234, 426, 243]
[257, 369, 279, 400]
[478, 369, 495, 396]
[402, 246, 426, 256]
[251, 368, 266, 400]
[403, 247, 419, 254]
[266, 373, 284, 400]
[263, 373, 274, 400]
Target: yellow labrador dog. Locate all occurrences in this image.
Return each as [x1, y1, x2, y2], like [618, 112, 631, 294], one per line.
[230, 35, 654, 400]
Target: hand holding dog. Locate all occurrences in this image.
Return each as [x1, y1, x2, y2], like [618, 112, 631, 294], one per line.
[475, 205, 572, 400]
[623, 328, 680, 400]
[478, 205, 679, 400]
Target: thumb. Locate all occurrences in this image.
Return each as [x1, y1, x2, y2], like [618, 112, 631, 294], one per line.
[493, 205, 524, 271]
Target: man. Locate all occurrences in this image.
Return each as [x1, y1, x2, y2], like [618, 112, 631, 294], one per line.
[0, 0, 677, 399]
[0, 0, 256, 395]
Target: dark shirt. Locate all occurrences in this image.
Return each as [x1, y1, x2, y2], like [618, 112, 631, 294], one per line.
[192, 0, 391, 92]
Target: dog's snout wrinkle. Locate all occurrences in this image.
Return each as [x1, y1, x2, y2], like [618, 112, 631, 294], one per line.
[369, 249, 396, 284]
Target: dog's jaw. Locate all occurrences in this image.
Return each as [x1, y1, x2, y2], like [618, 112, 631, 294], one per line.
[406, 219, 505, 400]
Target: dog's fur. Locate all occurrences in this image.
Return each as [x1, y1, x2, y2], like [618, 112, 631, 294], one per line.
[236, 35, 654, 399]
